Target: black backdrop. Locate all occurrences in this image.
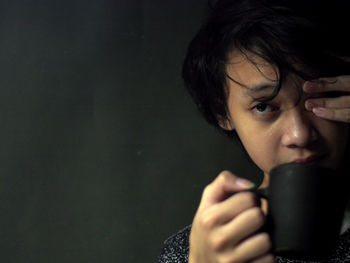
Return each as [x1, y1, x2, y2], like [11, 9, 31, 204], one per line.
[0, 1, 261, 262]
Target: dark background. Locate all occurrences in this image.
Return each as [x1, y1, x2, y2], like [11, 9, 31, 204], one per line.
[0, 1, 261, 262]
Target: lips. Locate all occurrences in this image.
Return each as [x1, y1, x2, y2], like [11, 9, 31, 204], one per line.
[291, 154, 327, 165]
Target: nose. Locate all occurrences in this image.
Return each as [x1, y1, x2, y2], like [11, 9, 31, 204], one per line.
[281, 107, 318, 148]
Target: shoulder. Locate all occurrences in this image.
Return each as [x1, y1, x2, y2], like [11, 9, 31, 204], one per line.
[158, 225, 191, 263]
[330, 227, 350, 262]
[276, 228, 350, 263]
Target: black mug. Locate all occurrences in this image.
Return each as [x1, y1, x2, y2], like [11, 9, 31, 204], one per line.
[257, 163, 348, 260]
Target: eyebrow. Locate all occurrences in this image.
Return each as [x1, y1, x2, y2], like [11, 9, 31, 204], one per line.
[247, 83, 278, 93]
[243, 83, 279, 100]
[240, 83, 280, 104]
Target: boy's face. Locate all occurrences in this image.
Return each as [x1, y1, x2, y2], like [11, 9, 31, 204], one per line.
[223, 52, 349, 177]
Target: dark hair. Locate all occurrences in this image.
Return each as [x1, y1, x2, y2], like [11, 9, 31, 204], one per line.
[182, 0, 350, 137]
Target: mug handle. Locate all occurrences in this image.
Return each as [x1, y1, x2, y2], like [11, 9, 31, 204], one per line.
[226, 187, 271, 235]
[226, 187, 268, 200]
[252, 187, 268, 199]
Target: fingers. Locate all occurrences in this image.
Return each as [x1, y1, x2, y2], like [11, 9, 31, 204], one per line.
[190, 172, 270, 263]
[305, 95, 350, 123]
[305, 96, 350, 110]
[218, 206, 266, 246]
[200, 192, 260, 228]
[199, 171, 255, 211]
[303, 75, 350, 123]
[223, 233, 272, 262]
[310, 107, 350, 123]
[303, 76, 350, 93]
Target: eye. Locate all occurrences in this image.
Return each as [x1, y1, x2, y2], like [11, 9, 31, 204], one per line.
[253, 103, 276, 114]
[251, 102, 279, 121]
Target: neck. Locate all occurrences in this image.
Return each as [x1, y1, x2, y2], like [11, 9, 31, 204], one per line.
[259, 172, 269, 189]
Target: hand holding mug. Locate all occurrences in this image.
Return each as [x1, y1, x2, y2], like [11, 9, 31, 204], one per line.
[189, 171, 274, 263]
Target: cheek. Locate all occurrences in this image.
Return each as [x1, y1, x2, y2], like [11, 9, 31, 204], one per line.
[324, 122, 349, 155]
[235, 124, 279, 173]
[312, 119, 348, 168]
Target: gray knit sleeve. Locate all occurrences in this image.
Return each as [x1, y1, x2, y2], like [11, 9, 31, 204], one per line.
[158, 226, 350, 263]
[158, 225, 191, 263]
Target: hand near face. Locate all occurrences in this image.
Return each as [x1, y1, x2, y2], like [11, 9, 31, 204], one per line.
[189, 171, 274, 263]
[304, 76, 350, 123]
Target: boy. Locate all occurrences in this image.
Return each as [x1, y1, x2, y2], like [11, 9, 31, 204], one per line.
[159, 0, 350, 262]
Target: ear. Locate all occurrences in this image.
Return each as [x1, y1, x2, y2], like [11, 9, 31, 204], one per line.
[217, 115, 235, 131]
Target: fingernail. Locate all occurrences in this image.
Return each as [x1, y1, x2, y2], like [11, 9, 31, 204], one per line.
[312, 107, 326, 117]
[305, 100, 318, 110]
[235, 178, 255, 189]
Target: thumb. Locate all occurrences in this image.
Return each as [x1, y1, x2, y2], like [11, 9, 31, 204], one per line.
[199, 171, 255, 210]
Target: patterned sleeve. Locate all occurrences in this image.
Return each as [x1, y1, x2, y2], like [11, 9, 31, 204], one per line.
[158, 225, 191, 263]
[158, 226, 350, 263]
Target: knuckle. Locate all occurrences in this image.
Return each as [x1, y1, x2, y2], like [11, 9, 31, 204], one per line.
[339, 76, 346, 86]
[340, 96, 348, 107]
[199, 210, 218, 230]
[239, 192, 259, 208]
[202, 184, 213, 197]
[321, 99, 328, 107]
[258, 233, 272, 251]
[346, 111, 350, 123]
[217, 170, 233, 183]
[208, 234, 227, 251]
[203, 171, 234, 197]
[227, 253, 242, 263]
[217, 254, 233, 263]
[336, 110, 350, 123]
[249, 207, 265, 224]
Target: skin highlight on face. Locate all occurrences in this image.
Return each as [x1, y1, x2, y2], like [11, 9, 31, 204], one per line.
[221, 51, 349, 185]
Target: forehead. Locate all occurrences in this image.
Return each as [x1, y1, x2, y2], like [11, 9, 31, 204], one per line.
[225, 51, 306, 101]
[225, 51, 279, 87]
